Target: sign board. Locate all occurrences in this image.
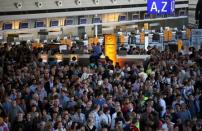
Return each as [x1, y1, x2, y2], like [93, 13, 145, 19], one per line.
[59, 45, 67, 53]
[50, 20, 59, 27]
[147, 0, 175, 14]
[65, 19, 74, 25]
[93, 17, 101, 24]
[20, 22, 29, 29]
[3, 23, 12, 30]
[104, 35, 117, 65]
[79, 18, 87, 25]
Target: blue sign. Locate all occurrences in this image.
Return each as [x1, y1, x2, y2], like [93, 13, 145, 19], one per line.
[65, 19, 73, 25]
[20, 22, 29, 29]
[79, 18, 87, 25]
[119, 16, 126, 21]
[3, 23, 12, 30]
[50, 20, 59, 27]
[147, 0, 175, 14]
[93, 17, 101, 24]
[35, 21, 44, 28]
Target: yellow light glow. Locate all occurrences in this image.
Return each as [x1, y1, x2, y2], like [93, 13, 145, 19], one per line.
[120, 34, 125, 45]
[54, 54, 63, 62]
[177, 39, 183, 52]
[144, 23, 149, 30]
[59, 18, 65, 26]
[168, 31, 172, 41]
[12, 20, 20, 30]
[164, 31, 168, 42]
[70, 55, 78, 62]
[0, 22, 3, 30]
[40, 54, 48, 63]
[140, 32, 145, 44]
[186, 29, 191, 40]
[102, 13, 120, 23]
[104, 34, 117, 65]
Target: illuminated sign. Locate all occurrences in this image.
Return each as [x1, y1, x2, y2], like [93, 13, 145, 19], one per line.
[93, 17, 101, 24]
[119, 15, 126, 21]
[147, 0, 175, 14]
[50, 20, 59, 27]
[35, 21, 44, 28]
[65, 19, 73, 25]
[79, 18, 87, 25]
[20, 22, 28, 29]
[3, 23, 12, 30]
[104, 35, 117, 65]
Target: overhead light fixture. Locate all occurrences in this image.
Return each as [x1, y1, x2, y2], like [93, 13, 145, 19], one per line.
[111, 0, 117, 4]
[15, 2, 22, 9]
[56, 1, 62, 7]
[35, 2, 43, 8]
[75, 0, 81, 5]
[94, 0, 99, 4]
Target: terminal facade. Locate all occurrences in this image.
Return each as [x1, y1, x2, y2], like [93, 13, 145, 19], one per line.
[0, 0, 188, 40]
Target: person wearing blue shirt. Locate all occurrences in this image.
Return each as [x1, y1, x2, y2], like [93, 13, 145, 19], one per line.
[92, 43, 102, 59]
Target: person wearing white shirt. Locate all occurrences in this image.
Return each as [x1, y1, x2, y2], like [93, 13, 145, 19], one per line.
[162, 115, 174, 131]
[29, 79, 37, 93]
[71, 107, 86, 124]
[159, 94, 166, 118]
[138, 68, 148, 82]
[99, 107, 111, 128]
[111, 102, 121, 130]
[81, 67, 89, 81]
[54, 121, 66, 131]
[90, 105, 100, 130]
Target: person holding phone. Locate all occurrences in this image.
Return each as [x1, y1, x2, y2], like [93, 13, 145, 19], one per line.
[195, 0, 202, 28]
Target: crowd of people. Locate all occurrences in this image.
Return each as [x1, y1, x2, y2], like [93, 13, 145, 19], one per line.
[0, 42, 202, 131]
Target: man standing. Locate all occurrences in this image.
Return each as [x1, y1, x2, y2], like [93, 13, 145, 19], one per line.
[196, 0, 202, 28]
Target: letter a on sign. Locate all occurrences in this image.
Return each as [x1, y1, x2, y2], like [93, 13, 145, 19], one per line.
[150, 2, 158, 12]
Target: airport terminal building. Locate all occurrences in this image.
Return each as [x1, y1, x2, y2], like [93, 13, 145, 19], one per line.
[0, 0, 189, 40]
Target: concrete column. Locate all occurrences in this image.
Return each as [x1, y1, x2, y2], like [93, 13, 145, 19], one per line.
[94, 24, 98, 37]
